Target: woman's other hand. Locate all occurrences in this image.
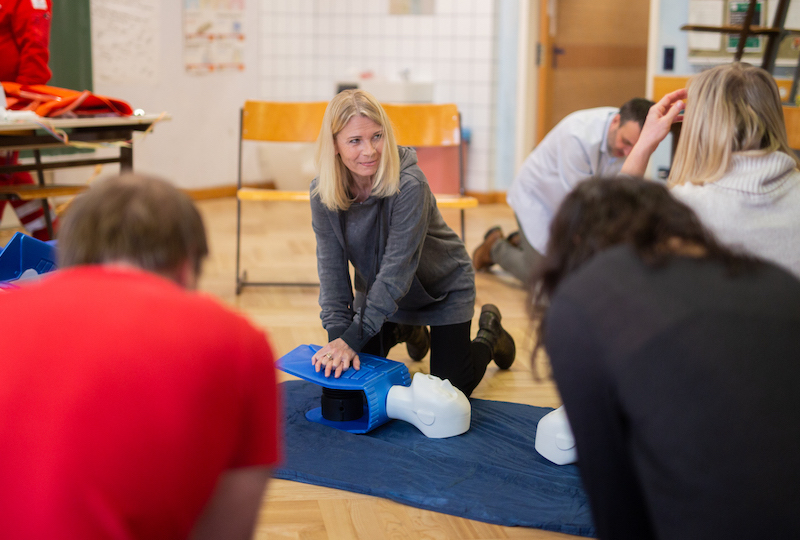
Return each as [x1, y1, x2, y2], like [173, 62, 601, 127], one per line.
[621, 88, 687, 177]
[639, 88, 687, 151]
[312, 338, 361, 378]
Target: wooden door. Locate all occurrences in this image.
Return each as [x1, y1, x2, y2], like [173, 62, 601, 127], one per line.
[536, 0, 650, 141]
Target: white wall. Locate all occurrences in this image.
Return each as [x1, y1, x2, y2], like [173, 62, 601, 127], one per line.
[255, 0, 499, 192]
[55, 1, 261, 190]
[60, 0, 521, 193]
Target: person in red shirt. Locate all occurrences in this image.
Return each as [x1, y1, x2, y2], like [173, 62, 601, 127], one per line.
[1, 0, 57, 240]
[0, 173, 282, 539]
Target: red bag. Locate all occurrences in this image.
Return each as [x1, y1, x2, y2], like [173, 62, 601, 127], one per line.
[2, 82, 133, 118]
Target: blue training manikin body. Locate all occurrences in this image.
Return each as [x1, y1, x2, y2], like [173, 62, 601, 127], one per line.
[277, 344, 471, 438]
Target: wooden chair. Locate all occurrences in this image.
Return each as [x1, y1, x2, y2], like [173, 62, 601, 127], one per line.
[235, 101, 328, 292]
[235, 100, 477, 293]
[382, 102, 476, 239]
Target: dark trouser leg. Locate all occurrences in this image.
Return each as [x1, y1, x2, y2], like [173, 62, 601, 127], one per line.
[360, 322, 430, 361]
[360, 322, 400, 358]
[430, 321, 491, 398]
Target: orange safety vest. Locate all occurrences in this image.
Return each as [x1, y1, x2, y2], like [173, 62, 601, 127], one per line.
[2, 82, 133, 117]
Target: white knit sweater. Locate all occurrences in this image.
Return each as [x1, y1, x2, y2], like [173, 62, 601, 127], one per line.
[671, 151, 800, 278]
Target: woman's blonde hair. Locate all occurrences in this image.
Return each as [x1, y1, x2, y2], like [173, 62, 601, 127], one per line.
[669, 62, 800, 187]
[313, 89, 400, 211]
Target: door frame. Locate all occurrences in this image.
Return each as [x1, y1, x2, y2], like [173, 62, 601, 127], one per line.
[515, 0, 542, 166]
[535, 0, 554, 144]
[646, 0, 661, 100]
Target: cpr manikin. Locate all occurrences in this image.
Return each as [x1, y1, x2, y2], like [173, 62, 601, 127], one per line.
[276, 344, 471, 438]
[534, 405, 577, 465]
[386, 373, 471, 438]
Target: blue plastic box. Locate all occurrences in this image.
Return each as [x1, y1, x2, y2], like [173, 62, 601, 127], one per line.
[0, 232, 58, 283]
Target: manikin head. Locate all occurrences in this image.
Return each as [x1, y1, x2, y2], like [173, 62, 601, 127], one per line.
[386, 373, 471, 438]
[535, 406, 577, 465]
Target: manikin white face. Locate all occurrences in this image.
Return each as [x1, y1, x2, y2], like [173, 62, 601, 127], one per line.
[534, 405, 577, 465]
[386, 373, 471, 438]
[412, 373, 460, 405]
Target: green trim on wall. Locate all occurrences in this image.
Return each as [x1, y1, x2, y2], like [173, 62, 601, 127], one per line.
[31, 0, 94, 158]
[49, 0, 92, 92]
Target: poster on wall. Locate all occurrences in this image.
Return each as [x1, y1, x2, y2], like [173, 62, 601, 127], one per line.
[184, 0, 245, 74]
[688, 0, 724, 51]
[91, 0, 161, 85]
[727, 0, 764, 53]
[389, 0, 435, 15]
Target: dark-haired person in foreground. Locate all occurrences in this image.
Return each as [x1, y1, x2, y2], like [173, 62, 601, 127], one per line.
[530, 177, 800, 539]
[472, 97, 654, 284]
[0, 174, 281, 539]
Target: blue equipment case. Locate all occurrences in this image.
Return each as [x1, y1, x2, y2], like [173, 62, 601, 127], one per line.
[0, 232, 58, 283]
[277, 344, 411, 433]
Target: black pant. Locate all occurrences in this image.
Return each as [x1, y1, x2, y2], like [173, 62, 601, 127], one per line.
[361, 321, 492, 397]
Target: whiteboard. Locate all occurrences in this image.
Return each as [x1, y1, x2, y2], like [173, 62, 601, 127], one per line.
[90, 0, 161, 86]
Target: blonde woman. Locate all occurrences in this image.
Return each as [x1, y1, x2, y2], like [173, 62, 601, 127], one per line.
[622, 62, 800, 277]
[309, 89, 514, 397]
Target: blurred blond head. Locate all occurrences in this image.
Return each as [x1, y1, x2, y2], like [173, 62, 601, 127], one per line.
[670, 62, 800, 187]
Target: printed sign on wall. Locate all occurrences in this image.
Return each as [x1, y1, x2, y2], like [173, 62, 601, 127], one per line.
[727, 1, 764, 53]
[184, 0, 246, 73]
[92, 0, 161, 85]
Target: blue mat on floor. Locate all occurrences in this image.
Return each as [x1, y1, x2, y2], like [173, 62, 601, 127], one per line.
[274, 380, 596, 537]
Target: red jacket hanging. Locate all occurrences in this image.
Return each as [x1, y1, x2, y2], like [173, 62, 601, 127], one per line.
[0, 0, 52, 85]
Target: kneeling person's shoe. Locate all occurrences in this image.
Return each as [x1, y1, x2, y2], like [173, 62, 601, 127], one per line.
[395, 324, 430, 361]
[472, 226, 503, 271]
[473, 304, 516, 369]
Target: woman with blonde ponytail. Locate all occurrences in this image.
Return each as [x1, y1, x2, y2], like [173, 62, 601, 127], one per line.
[622, 62, 800, 277]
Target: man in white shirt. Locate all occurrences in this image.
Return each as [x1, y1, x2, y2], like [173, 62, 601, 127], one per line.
[473, 98, 653, 283]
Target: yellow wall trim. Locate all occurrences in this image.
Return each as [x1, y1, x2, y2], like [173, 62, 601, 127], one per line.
[653, 75, 794, 101]
[653, 75, 800, 149]
[465, 191, 508, 205]
[184, 181, 276, 201]
[184, 184, 507, 205]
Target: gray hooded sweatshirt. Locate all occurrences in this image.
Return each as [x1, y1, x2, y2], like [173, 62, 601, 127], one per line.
[310, 146, 475, 352]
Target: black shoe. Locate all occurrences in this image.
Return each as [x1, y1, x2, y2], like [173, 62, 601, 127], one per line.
[473, 304, 515, 369]
[395, 324, 430, 361]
